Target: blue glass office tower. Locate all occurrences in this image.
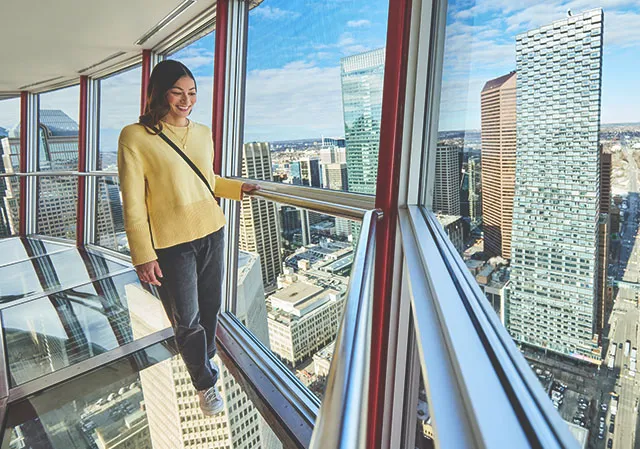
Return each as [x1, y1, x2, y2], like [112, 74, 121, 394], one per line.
[340, 48, 385, 196]
[508, 9, 604, 363]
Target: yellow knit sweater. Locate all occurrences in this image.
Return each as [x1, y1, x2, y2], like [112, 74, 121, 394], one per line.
[117, 121, 243, 266]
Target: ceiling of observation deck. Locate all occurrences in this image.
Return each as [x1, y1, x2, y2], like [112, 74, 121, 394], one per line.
[0, 0, 220, 93]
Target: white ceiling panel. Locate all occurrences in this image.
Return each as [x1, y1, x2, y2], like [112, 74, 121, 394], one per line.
[0, 0, 217, 93]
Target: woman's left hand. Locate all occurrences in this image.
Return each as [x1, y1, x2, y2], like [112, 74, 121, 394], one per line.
[241, 183, 261, 199]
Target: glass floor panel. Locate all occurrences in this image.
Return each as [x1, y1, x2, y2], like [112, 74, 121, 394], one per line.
[0, 244, 129, 305]
[0, 237, 73, 268]
[3, 342, 285, 449]
[3, 271, 172, 386]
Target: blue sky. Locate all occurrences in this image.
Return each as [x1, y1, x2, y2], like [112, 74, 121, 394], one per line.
[242, 0, 389, 141]
[439, 0, 640, 130]
[0, 0, 638, 143]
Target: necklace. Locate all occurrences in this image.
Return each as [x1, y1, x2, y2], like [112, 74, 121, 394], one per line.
[163, 120, 190, 150]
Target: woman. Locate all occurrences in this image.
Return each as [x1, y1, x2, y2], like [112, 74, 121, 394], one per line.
[118, 60, 258, 416]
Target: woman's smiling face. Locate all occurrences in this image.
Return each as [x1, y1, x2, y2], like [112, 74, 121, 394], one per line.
[165, 75, 197, 122]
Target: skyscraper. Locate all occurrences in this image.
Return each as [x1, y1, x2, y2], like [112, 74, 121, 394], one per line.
[596, 148, 612, 337]
[341, 48, 385, 196]
[299, 158, 321, 187]
[0, 137, 19, 236]
[481, 71, 517, 259]
[321, 163, 348, 191]
[319, 145, 346, 165]
[321, 162, 351, 238]
[432, 144, 460, 216]
[508, 9, 604, 362]
[289, 161, 302, 185]
[240, 142, 283, 292]
[467, 157, 482, 229]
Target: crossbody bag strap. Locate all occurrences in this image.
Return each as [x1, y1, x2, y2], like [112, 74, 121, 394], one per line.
[152, 127, 216, 200]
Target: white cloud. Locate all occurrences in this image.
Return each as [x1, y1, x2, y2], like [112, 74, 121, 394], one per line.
[347, 19, 371, 28]
[171, 46, 215, 71]
[604, 11, 640, 48]
[337, 33, 356, 48]
[442, 22, 515, 77]
[252, 6, 301, 20]
[39, 85, 81, 124]
[438, 76, 487, 131]
[307, 32, 381, 60]
[336, 32, 379, 56]
[99, 69, 142, 130]
[0, 97, 21, 131]
[244, 61, 344, 141]
[452, 0, 635, 21]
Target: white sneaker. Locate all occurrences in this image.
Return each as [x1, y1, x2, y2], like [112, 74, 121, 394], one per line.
[198, 386, 224, 416]
[210, 358, 219, 375]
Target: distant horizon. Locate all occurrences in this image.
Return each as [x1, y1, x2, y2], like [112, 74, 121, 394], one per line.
[438, 121, 640, 134]
[37, 119, 639, 154]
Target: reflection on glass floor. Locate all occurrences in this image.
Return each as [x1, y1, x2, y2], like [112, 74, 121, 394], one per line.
[0, 238, 72, 269]
[3, 341, 284, 449]
[0, 237, 130, 303]
[0, 237, 171, 386]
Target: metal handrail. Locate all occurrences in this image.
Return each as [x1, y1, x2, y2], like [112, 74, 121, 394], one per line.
[0, 171, 377, 220]
[309, 209, 379, 449]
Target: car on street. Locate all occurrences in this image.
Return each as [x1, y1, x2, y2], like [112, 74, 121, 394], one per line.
[607, 438, 613, 448]
[609, 423, 615, 433]
[601, 403, 608, 412]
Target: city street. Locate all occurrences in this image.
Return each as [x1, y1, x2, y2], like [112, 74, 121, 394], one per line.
[606, 301, 639, 448]
[604, 144, 640, 449]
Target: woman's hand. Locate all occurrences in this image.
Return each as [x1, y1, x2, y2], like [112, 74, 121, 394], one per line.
[241, 183, 261, 199]
[136, 260, 163, 286]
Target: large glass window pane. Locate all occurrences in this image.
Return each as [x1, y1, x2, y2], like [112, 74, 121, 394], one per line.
[0, 97, 21, 236]
[234, 194, 355, 400]
[98, 66, 141, 170]
[167, 32, 215, 127]
[94, 175, 127, 254]
[3, 342, 285, 449]
[37, 86, 80, 240]
[243, 0, 389, 195]
[38, 86, 79, 171]
[424, 2, 640, 446]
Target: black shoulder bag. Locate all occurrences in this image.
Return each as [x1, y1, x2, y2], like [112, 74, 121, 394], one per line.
[153, 127, 217, 200]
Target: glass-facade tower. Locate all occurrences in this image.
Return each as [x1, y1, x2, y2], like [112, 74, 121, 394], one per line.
[508, 9, 604, 362]
[340, 48, 385, 196]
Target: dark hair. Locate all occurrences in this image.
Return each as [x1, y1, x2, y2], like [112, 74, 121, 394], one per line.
[139, 60, 197, 133]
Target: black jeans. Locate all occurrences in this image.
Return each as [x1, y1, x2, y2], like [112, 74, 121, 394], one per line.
[156, 228, 224, 391]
